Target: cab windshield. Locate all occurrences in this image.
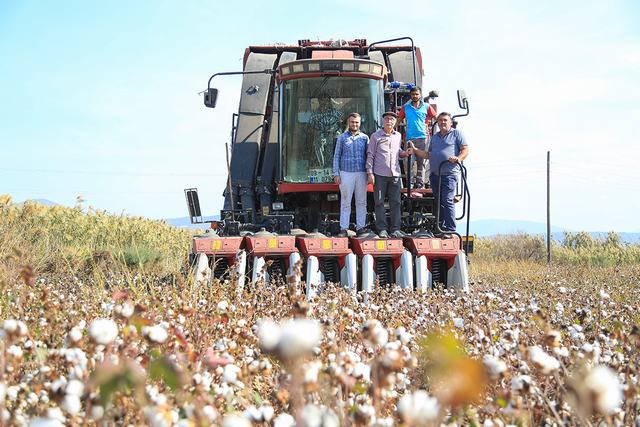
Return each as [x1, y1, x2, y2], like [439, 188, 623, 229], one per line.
[281, 76, 384, 183]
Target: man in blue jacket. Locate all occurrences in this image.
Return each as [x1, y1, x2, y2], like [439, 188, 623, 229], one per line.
[398, 86, 436, 188]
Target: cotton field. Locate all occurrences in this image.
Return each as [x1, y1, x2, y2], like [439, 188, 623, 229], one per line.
[1, 264, 639, 426]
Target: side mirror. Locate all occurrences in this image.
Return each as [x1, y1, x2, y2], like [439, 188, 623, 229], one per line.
[204, 88, 219, 108]
[184, 188, 203, 223]
[457, 90, 468, 109]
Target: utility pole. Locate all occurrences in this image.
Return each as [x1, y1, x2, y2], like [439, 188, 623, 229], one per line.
[547, 151, 551, 264]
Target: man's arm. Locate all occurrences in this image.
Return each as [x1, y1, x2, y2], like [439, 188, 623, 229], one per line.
[448, 131, 469, 163]
[406, 140, 429, 159]
[366, 133, 377, 184]
[332, 134, 343, 184]
[397, 105, 405, 123]
[449, 145, 468, 163]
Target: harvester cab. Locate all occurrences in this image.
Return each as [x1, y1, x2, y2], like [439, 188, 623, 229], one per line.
[185, 37, 471, 295]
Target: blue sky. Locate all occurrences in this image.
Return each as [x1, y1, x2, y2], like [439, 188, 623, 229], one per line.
[2, 1, 639, 231]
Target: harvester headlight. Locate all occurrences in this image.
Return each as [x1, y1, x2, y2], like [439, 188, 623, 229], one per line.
[272, 202, 284, 211]
[327, 194, 338, 201]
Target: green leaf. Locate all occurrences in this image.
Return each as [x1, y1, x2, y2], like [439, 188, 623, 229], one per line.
[149, 357, 181, 390]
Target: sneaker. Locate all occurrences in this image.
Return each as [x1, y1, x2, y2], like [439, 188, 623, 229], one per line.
[391, 230, 406, 238]
[440, 232, 454, 239]
[413, 182, 424, 189]
[337, 229, 348, 238]
[378, 230, 389, 239]
[356, 227, 370, 237]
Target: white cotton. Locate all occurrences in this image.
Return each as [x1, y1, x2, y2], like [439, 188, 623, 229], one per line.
[397, 390, 440, 426]
[257, 319, 281, 352]
[222, 414, 251, 427]
[529, 346, 560, 374]
[88, 319, 118, 345]
[584, 365, 623, 415]
[61, 394, 82, 415]
[273, 413, 296, 427]
[483, 355, 507, 380]
[143, 325, 169, 343]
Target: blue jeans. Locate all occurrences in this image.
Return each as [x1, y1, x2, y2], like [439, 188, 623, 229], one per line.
[429, 174, 458, 232]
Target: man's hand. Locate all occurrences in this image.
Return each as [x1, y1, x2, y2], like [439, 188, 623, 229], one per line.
[334, 175, 341, 185]
[367, 174, 375, 185]
[448, 156, 460, 163]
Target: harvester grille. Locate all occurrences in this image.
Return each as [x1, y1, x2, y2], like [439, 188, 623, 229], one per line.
[211, 257, 230, 279]
[431, 259, 448, 288]
[319, 257, 340, 284]
[375, 257, 394, 286]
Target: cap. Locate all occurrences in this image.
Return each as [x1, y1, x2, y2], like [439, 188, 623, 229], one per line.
[383, 111, 397, 118]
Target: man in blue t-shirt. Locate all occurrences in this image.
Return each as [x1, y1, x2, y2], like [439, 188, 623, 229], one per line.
[397, 86, 436, 188]
[409, 112, 469, 234]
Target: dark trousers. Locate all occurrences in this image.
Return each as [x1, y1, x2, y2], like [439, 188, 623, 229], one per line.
[429, 174, 458, 232]
[374, 174, 402, 233]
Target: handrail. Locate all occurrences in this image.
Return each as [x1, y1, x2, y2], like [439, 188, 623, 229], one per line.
[366, 37, 417, 86]
[434, 160, 471, 254]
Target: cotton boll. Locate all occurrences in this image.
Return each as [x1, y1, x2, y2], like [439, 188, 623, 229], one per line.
[397, 390, 440, 426]
[61, 394, 82, 416]
[583, 365, 623, 415]
[143, 325, 169, 344]
[528, 346, 560, 374]
[277, 319, 322, 359]
[273, 413, 295, 427]
[257, 319, 281, 353]
[483, 355, 507, 380]
[88, 319, 118, 345]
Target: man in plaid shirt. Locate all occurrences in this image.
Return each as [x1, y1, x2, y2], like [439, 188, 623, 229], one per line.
[333, 112, 369, 237]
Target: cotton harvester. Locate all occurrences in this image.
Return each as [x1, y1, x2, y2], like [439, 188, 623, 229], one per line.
[185, 37, 471, 295]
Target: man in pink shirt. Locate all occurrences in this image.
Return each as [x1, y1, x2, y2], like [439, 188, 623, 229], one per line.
[366, 111, 411, 238]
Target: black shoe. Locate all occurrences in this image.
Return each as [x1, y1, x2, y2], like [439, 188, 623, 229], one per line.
[337, 229, 348, 237]
[378, 230, 389, 239]
[391, 230, 406, 238]
[413, 182, 424, 189]
[440, 232, 454, 239]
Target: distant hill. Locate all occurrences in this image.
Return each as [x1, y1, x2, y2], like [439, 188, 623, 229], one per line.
[462, 219, 640, 244]
[164, 216, 219, 230]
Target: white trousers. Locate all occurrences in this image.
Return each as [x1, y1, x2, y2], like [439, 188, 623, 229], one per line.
[339, 171, 368, 230]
